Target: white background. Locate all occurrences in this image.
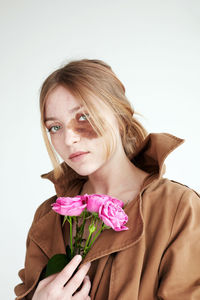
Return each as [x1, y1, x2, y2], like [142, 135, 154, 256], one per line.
[0, 1, 199, 299]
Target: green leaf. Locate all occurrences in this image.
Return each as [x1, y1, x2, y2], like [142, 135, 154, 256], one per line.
[45, 254, 70, 278]
[62, 215, 68, 227]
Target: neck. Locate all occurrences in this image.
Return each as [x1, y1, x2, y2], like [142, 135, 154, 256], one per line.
[82, 150, 148, 197]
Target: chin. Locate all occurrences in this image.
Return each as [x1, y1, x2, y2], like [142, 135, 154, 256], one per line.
[73, 165, 100, 177]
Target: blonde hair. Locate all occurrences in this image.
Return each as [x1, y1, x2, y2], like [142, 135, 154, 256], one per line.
[39, 59, 148, 179]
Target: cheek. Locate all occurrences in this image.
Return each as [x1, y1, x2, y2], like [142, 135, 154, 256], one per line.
[69, 119, 98, 139]
[49, 135, 63, 153]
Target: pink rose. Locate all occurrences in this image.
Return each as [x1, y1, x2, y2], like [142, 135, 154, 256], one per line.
[52, 196, 87, 216]
[99, 200, 128, 231]
[86, 194, 124, 213]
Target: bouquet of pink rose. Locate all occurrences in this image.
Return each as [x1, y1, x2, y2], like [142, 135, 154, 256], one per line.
[44, 193, 128, 278]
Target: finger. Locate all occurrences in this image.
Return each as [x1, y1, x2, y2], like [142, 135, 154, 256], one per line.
[52, 255, 82, 287]
[72, 275, 91, 300]
[64, 262, 91, 295]
[37, 273, 57, 289]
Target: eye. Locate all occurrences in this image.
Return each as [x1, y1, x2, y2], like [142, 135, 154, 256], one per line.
[78, 113, 90, 121]
[48, 125, 61, 133]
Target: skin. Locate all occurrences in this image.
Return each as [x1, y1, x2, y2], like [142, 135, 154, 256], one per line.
[44, 85, 149, 203]
[37, 85, 149, 298]
[68, 113, 98, 140]
[44, 85, 115, 178]
[32, 255, 91, 300]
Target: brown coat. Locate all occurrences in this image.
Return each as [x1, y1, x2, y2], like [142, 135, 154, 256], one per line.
[14, 133, 200, 300]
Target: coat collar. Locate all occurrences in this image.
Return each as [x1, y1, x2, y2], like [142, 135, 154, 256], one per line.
[31, 133, 184, 263]
[41, 133, 184, 196]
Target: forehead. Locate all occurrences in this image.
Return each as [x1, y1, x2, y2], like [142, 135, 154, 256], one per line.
[45, 85, 83, 116]
[44, 84, 119, 127]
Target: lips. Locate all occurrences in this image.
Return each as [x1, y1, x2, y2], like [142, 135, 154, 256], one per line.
[69, 151, 89, 159]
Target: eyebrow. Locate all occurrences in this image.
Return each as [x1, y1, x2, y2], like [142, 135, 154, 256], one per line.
[44, 105, 83, 122]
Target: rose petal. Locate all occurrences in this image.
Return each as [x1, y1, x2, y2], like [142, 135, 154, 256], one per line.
[99, 200, 128, 231]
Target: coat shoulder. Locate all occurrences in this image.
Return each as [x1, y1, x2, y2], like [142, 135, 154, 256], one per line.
[147, 177, 199, 199]
[142, 177, 200, 215]
[169, 179, 200, 198]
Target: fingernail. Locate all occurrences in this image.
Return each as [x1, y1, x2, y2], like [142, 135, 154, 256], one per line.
[75, 255, 82, 262]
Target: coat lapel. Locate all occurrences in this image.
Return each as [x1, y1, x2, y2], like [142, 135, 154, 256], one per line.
[83, 193, 145, 263]
[29, 209, 66, 259]
[34, 133, 184, 262]
[28, 190, 145, 263]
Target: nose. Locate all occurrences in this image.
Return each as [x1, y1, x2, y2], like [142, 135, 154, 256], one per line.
[64, 127, 80, 145]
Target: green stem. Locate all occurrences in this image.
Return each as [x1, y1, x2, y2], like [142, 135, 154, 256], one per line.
[80, 210, 87, 233]
[83, 230, 93, 254]
[68, 216, 74, 258]
[87, 223, 105, 252]
[78, 210, 87, 245]
[83, 216, 96, 256]
[73, 210, 87, 255]
[82, 219, 104, 258]
[74, 217, 79, 254]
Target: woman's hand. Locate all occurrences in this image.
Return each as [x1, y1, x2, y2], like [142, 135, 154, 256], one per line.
[32, 255, 91, 300]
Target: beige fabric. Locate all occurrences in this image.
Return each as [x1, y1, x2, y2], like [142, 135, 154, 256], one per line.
[14, 133, 200, 299]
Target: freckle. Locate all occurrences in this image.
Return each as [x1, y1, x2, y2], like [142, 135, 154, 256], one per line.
[68, 118, 98, 139]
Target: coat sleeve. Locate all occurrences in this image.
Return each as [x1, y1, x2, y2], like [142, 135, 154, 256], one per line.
[14, 196, 57, 300]
[157, 188, 200, 299]
[14, 237, 48, 300]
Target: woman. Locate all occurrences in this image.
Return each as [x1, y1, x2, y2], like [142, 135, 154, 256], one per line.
[15, 59, 200, 299]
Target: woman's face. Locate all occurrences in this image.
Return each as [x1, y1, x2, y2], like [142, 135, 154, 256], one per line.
[44, 85, 122, 176]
